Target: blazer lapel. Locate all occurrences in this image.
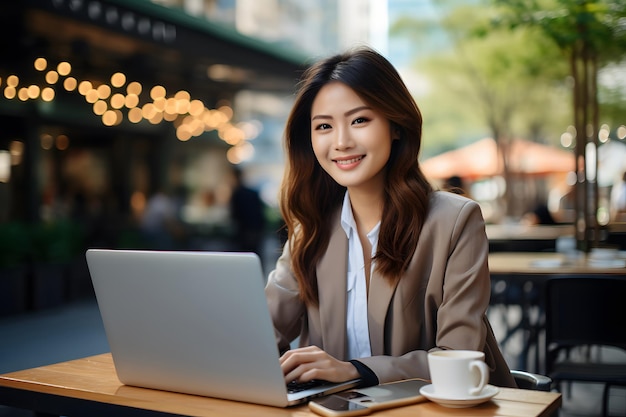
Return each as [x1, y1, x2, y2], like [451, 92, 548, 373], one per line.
[316, 218, 349, 359]
[315, 213, 400, 359]
[367, 268, 398, 356]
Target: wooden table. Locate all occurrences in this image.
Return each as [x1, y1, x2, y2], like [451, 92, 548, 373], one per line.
[0, 354, 561, 417]
[488, 251, 626, 372]
[486, 225, 575, 242]
[489, 251, 626, 276]
[486, 224, 575, 252]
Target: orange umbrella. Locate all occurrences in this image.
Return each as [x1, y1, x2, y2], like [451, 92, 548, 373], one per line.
[420, 137, 575, 180]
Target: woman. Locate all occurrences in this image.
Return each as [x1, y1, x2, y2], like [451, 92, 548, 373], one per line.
[265, 47, 515, 388]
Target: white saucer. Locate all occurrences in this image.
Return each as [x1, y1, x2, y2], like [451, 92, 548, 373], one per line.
[587, 259, 626, 268]
[419, 384, 499, 408]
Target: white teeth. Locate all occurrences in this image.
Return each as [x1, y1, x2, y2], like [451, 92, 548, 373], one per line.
[336, 156, 363, 165]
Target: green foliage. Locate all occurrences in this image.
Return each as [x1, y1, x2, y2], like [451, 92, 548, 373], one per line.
[492, 0, 626, 62]
[391, 0, 624, 150]
[414, 1, 571, 146]
[0, 222, 30, 267]
[0, 220, 88, 268]
[29, 221, 85, 263]
[491, 0, 626, 133]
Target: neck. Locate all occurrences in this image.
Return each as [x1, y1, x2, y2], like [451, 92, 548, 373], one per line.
[348, 188, 384, 233]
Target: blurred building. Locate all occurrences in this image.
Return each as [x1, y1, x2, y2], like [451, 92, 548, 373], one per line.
[0, 0, 391, 228]
[0, 0, 307, 232]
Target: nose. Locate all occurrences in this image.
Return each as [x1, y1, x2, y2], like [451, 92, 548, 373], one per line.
[334, 126, 353, 150]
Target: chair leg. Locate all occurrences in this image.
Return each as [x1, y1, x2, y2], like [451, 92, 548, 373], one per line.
[566, 380, 572, 399]
[555, 381, 564, 398]
[556, 380, 571, 400]
[601, 383, 609, 417]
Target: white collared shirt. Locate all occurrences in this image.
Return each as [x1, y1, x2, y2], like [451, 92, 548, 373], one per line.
[340, 191, 379, 360]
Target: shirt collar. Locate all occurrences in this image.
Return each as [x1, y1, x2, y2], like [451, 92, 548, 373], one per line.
[340, 191, 355, 238]
[340, 191, 381, 244]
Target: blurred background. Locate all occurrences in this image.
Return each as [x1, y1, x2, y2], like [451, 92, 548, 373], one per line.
[0, 0, 625, 343]
[1, 1, 626, 415]
[0, 0, 626, 311]
[1, 0, 626, 314]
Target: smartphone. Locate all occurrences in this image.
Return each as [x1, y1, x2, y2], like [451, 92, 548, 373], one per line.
[308, 379, 429, 417]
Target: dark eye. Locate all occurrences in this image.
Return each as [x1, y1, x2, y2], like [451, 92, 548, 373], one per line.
[352, 117, 369, 125]
[315, 123, 331, 130]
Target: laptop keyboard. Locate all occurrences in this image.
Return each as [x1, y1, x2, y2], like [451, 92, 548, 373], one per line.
[287, 379, 330, 394]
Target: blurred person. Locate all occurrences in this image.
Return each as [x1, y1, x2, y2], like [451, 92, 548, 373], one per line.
[229, 167, 266, 256]
[201, 188, 230, 225]
[266, 47, 515, 388]
[442, 175, 469, 196]
[140, 188, 184, 249]
[521, 202, 557, 225]
[554, 186, 576, 223]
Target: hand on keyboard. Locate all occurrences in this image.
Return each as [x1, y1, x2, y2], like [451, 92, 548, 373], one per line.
[286, 379, 330, 394]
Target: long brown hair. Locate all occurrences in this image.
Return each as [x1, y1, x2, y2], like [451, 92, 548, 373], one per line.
[280, 47, 433, 306]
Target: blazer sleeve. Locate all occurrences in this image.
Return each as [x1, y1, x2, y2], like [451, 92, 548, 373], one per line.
[264, 241, 306, 354]
[433, 197, 491, 352]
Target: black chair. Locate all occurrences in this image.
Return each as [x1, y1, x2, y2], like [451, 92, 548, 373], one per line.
[545, 276, 626, 417]
[490, 275, 543, 372]
[511, 369, 552, 391]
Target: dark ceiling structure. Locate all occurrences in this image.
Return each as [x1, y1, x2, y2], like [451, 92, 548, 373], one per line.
[0, 0, 312, 221]
[1, 0, 309, 108]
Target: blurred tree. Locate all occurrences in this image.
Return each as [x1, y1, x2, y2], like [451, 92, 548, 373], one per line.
[492, 0, 626, 248]
[391, 0, 571, 215]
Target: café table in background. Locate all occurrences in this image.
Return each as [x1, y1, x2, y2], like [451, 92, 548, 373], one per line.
[486, 224, 575, 252]
[488, 251, 626, 373]
[0, 353, 561, 417]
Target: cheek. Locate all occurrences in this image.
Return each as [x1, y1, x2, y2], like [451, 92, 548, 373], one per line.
[310, 138, 326, 165]
[362, 129, 393, 155]
[371, 136, 394, 167]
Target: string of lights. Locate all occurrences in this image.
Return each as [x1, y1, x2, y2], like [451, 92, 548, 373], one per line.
[0, 56, 261, 165]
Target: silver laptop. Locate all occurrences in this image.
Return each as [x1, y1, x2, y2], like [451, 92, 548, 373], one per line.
[86, 249, 360, 407]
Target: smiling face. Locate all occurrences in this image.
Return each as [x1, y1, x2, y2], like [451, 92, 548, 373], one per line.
[310, 81, 394, 196]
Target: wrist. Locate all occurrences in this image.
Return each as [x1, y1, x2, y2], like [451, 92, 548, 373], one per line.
[349, 360, 379, 387]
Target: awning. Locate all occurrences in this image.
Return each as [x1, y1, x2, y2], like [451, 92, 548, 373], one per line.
[420, 137, 575, 180]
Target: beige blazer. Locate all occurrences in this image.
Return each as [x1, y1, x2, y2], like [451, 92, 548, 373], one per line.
[265, 191, 516, 388]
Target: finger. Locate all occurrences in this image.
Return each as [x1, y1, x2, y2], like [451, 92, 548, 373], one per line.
[284, 365, 309, 383]
[280, 348, 327, 382]
[280, 345, 320, 358]
[279, 346, 323, 369]
[283, 357, 338, 383]
[281, 352, 318, 378]
[285, 363, 338, 384]
[291, 359, 360, 384]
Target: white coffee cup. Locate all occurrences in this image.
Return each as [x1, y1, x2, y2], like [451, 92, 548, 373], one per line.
[427, 350, 489, 398]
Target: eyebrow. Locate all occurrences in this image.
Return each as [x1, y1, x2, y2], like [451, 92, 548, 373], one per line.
[311, 105, 372, 121]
